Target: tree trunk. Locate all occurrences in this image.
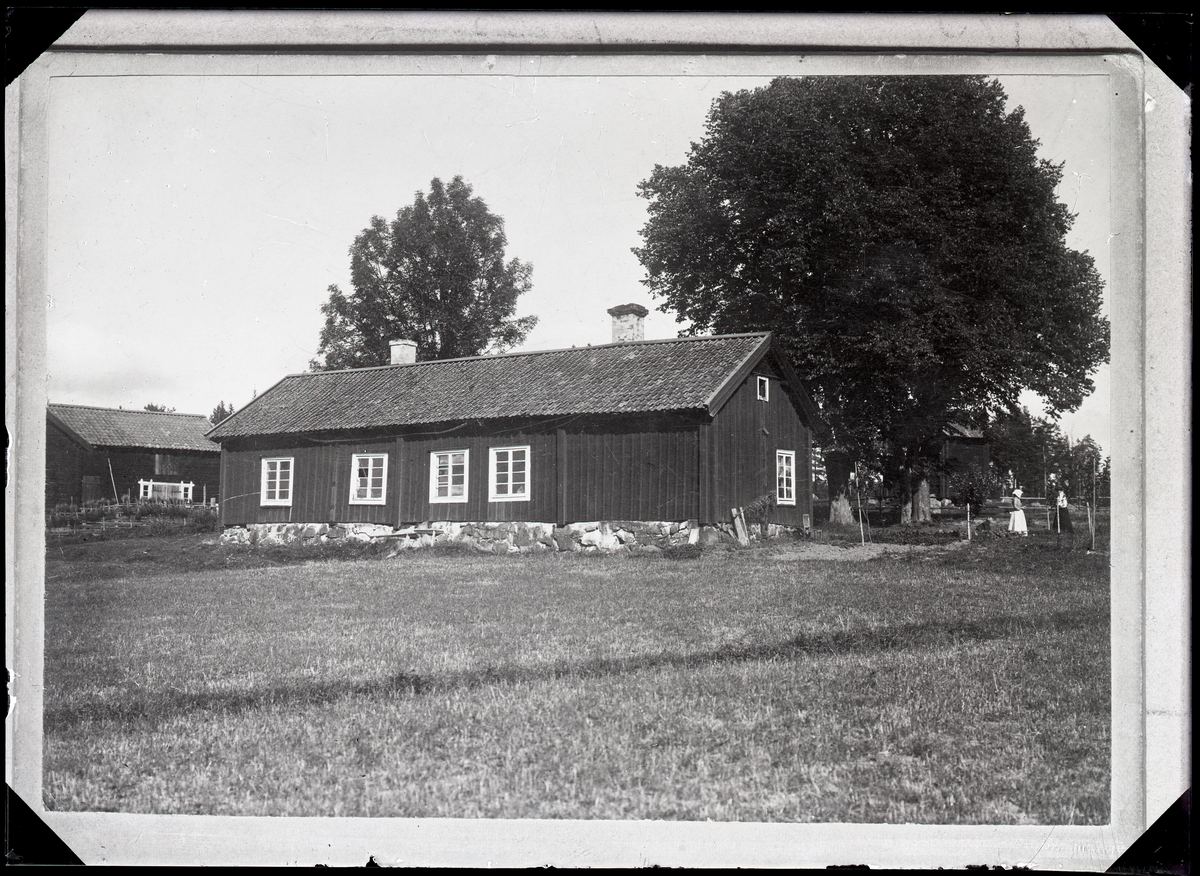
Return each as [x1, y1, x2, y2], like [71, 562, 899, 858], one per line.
[911, 476, 932, 524]
[897, 461, 913, 525]
[829, 495, 854, 526]
[824, 450, 855, 526]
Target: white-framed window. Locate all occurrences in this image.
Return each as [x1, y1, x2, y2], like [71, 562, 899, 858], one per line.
[489, 445, 530, 502]
[757, 375, 770, 401]
[138, 479, 194, 502]
[429, 449, 469, 503]
[349, 453, 388, 505]
[260, 457, 293, 506]
[776, 450, 796, 506]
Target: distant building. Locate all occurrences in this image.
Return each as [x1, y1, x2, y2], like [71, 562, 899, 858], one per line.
[207, 305, 830, 537]
[46, 404, 221, 507]
[936, 423, 990, 498]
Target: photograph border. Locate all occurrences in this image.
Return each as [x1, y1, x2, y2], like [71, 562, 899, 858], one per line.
[6, 11, 1190, 868]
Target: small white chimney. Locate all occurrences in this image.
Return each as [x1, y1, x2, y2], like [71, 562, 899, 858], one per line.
[607, 303, 649, 344]
[389, 339, 417, 365]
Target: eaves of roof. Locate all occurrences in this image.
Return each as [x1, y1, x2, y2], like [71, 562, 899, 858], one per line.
[207, 332, 828, 442]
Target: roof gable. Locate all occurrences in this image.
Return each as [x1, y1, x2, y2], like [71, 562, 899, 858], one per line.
[47, 404, 220, 453]
[208, 333, 824, 441]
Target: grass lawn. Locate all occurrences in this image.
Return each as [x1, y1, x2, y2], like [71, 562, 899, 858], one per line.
[43, 527, 1109, 823]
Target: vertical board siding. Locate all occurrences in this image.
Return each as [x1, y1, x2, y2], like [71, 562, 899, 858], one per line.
[564, 423, 699, 522]
[45, 424, 87, 507]
[216, 399, 808, 530]
[396, 428, 557, 524]
[707, 370, 814, 527]
[46, 429, 221, 508]
[220, 439, 397, 526]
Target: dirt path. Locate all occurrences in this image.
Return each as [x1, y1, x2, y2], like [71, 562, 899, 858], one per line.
[769, 539, 970, 561]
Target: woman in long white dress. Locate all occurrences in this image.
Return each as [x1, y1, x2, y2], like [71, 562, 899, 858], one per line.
[1008, 488, 1028, 536]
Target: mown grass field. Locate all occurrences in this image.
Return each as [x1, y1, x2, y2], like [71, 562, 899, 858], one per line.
[43, 528, 1109, 823]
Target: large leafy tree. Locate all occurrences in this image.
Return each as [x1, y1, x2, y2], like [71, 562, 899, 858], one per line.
[634, 75, 1108, 523]
[311, 176, 537, 370]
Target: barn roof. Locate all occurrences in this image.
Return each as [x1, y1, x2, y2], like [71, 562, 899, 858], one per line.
[47, 404, 220, 453]
[208, 333, 827, 441]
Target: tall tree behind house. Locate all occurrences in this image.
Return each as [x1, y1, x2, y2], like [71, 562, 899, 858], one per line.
[311, 176, 538, 371]
[634, 75, 1109, 525]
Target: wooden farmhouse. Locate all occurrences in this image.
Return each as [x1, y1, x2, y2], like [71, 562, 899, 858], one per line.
[935, 423, 991, 499]
[46, 404, 221, 507]
[207, 306, 828, 547]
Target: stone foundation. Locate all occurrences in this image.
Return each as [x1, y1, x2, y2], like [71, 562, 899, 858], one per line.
[220, 519, 802, 553]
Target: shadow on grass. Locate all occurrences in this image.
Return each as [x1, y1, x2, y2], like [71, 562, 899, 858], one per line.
[45, 606, 1107, 734]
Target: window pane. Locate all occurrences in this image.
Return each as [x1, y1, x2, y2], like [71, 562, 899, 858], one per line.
[777, 452, 794, 501]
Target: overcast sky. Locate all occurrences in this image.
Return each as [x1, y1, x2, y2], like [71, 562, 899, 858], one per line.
[45, 70, 1111, 451]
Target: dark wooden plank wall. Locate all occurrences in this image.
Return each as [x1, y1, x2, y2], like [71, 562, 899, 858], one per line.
[96, 450, 220, 504]
[220, 439, 396, 526]
[396, 428, 558, 524]
[936, 439, 990, 498]
[219, 415, 706, 527]
[46, 421, 221, 507]
[46, 423, 87, 507]
[705, 369, 813, 527]
[563, 424, 699, 522]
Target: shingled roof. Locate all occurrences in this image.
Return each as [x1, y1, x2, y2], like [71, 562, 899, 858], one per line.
[208, 333, 823, 441]
[47, 404, 220, 453]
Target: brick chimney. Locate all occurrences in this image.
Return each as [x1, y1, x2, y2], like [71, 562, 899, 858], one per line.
[389, 339, 417, 365]
[606, 303, 649, 344]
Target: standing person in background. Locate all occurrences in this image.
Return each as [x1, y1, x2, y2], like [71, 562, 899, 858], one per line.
[1055, 483, 1075, 548]
[1009, 488, 1028, 537]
